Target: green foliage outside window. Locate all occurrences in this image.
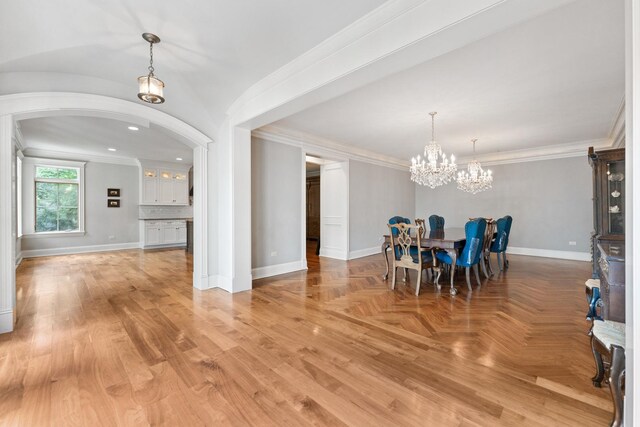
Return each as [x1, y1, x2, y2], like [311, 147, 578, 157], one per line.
[35, 166, 80, 232]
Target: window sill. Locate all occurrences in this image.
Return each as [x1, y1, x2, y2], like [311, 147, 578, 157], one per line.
[22, 231, 86, 239]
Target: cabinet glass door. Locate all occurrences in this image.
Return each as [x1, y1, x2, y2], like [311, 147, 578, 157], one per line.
[607, 160, 624, 235]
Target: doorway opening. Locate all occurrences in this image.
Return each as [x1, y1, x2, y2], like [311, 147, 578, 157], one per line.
[305, 156, 321, 269]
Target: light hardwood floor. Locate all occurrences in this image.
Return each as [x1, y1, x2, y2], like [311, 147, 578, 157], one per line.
[1, 246, 612, 426]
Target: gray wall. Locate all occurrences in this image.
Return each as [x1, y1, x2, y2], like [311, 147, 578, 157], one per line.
[349, 160, 415, 253]
[251, 137, 302, 268]
[22, 161, 139, 251]
[415, 156, 592, 252]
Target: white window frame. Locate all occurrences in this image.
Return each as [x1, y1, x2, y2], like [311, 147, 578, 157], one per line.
[23, 157, 86, 238]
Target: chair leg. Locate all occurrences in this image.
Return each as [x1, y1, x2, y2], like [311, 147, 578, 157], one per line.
[504, 252, 509, 269]
[497, 252, 504, 272]
[403, 268, 408, 283]
[485, 252, 494, 276]
[473, 264, 481, 286]
[416, 269, 422, 296]
[391, 266, 397, 290]
[608, 346, 625, 427]
[465, 267, 472, 291]
[591, 336, 605, 387]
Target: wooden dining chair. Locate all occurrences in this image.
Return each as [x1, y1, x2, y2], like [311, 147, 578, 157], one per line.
[428, 214, 445, 231]
[490, 215, 513, 271]
[387, 222, 434, 296]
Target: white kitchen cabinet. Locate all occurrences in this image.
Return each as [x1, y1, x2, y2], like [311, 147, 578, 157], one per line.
[142, 220, 187, 247]
[139, 165, 190, 206]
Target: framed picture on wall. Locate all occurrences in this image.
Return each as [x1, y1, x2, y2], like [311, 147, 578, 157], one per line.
[107, 199, 120, 208]
[107, 188, 120, 197]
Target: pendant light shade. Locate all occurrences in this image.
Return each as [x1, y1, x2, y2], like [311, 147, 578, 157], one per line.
[137, 33, 165, 104]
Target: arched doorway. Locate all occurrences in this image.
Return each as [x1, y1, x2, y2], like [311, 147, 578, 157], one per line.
[0, 92, 212, 333]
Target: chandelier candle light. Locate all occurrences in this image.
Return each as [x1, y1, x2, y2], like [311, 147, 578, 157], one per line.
[410, 112, 457, 188]
[457, 138, 493, 194]
[137, 33, 165, 104]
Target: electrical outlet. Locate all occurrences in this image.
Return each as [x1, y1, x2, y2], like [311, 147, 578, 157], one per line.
[271, 251, 277, 257]
[569, 241, 576, 246]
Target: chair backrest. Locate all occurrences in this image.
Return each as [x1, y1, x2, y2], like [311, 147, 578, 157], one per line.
[415, 218, 426, 231]
[428, 215, 445, 231]
[459, 218, 487, 266]
[388, 222, 425, 265]
[470, 217, 495, 255]
[491, 215, 513, 252]
[388, 216, 411, 237]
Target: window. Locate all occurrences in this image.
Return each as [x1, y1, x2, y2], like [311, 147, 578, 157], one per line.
[34, 166, 81, 232]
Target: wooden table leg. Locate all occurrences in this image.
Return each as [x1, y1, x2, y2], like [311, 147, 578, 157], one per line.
[381, 242, 390, 280]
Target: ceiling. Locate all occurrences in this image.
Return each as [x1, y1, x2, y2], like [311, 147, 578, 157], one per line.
[0, 0, 387, 138]
[271, 0, 625, 162]
[19, 116, 194, 163]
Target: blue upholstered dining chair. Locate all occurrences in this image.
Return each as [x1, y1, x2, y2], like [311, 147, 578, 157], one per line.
[490, 215, 513, 272]
[387, 222, 434, 296]
[428, 215, 445, 231]
[436, 218, 486, 291]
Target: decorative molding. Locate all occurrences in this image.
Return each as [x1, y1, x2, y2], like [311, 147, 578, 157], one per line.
[319, 247, 349, 260]
[22, 147, 139, 166]
[0, 116, 15, 334]
[506, 246, 590, 262]
[0, 309, 14, 334]
[252, 260, 307, 280]
[14, 122, 24, 151]
[259, 125, 618, 170]
[349, 246, 380, 260]
[22, 242, 141, 258]
[254, 126, 408, 171]
[609, 98, 625, 148]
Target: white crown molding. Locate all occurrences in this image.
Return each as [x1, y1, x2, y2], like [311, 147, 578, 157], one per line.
[13, 121, 25, 150]
[22, 147, 139, 166]
[254, 125, 408, 171]
[457, 138, 613, 167]
[609, 97, 625, 148]
[257, 124, 616, 171]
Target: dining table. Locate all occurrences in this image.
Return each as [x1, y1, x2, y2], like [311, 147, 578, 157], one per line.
[381, 227, 491, 296]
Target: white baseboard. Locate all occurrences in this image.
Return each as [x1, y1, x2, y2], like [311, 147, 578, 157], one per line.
[15, 252, 23, 268]
[0, 309, 14, 334]
[319, 247, 349, 260]
[22, 242, 141, 258]
[349, 246, 380, 260]
[143, 243, 186, 249]
[207, 274, 232, 292]
[252, 260, 306, 280]
[507, 246, 590, 262]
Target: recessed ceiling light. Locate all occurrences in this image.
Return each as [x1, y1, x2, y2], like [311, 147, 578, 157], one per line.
[176, 157, 183, 161]
[128, 126, 139, 131]
[108, 148, 117, 152]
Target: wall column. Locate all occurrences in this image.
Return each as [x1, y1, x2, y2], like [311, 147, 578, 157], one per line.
[0, 115, 15, 333]
[192, 145, 209, 290]
[212, 122, 252, 292]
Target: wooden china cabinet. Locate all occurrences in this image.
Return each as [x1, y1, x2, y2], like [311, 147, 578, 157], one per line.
[588, 146, 625, 322]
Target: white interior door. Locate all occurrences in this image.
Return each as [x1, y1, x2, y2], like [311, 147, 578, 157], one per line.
[320, 161, 349, 260]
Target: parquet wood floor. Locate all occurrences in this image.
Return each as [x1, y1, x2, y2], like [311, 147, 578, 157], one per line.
[1, 246, 612, 426]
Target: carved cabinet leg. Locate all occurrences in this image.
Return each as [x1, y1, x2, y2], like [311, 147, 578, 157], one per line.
[591, 336, 605, 387]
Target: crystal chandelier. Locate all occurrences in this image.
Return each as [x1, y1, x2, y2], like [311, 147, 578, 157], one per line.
[137, 33, 165, 104]
[410, 112, 457, 188]
[457, 138, 493, 194]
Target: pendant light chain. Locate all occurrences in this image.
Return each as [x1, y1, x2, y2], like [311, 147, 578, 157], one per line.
[148, 42, 155, 75]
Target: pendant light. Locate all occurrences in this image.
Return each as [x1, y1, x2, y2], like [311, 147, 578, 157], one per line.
[137, 33, 165, 104]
